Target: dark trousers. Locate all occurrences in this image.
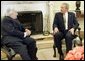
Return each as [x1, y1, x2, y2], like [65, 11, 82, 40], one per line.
[2, 36, 37, 60]
[54, 30, 74, 55]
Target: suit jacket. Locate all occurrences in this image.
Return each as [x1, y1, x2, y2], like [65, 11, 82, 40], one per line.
[1, 16, 25, 39]
[53, 12, 79, 33]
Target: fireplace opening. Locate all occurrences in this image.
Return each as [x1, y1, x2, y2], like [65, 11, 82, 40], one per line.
[17, 11, 43, 35]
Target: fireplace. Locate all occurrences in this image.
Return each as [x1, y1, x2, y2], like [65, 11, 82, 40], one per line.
[17, 11, 43, 35]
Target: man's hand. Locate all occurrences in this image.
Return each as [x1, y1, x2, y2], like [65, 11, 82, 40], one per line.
[25, 29, 31, 35]
[69, 28, 74, 35]
[24, 29, 31, 37]
[53, 27, 59, 35]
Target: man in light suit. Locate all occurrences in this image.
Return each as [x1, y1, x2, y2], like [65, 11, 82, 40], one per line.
[1, 9, 38, 60]
[53, 3, 79, 60]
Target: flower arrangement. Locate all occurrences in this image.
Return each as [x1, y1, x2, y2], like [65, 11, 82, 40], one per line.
[64, 46, 84, 60]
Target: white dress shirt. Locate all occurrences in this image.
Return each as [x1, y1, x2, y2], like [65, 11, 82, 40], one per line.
[63, 12, 68, 30]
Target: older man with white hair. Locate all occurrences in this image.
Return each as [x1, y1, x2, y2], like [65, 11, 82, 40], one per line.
[1, 9, 38, 60]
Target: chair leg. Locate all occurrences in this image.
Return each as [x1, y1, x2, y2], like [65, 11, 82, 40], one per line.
[53, 44, 56, 57]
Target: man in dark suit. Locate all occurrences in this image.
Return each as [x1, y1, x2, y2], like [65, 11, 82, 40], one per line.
[53, 3, 79, 60]
[1, 9, 37, 60]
